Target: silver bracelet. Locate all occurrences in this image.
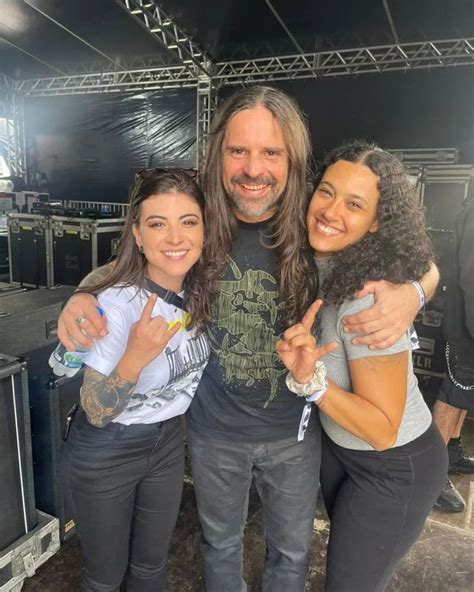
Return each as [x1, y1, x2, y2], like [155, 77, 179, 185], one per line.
[411, 281, 426, 309]
[286, 361, 327, 397]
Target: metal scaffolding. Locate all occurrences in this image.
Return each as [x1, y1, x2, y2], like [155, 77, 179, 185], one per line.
[214, 38, 474, 85]
[0, 74, 17, 93]
[18, 65, 198, 96]
[3, 92, 26, 178]
[115, 0, 210, 77]
[3, 0, 474, 173]
[17, 37, 474, 96]
[196, 72, 219, 170]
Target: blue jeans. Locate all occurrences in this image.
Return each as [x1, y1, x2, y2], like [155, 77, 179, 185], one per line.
[187, 426, 321, 592]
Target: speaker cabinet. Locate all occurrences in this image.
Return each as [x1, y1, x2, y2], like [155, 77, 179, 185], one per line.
[0, 354, 37, 551]
[25, 345, 82, 542]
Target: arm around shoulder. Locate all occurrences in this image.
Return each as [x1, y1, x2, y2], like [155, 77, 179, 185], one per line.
[57, 265, 113, 349]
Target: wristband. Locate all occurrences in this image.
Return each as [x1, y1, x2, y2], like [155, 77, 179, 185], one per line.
[286, 361, 327, 397]
[305, 380, 328, 403]
[411, 281, 425, 309]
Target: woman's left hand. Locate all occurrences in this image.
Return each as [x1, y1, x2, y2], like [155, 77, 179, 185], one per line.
[276, 300, 337, 384]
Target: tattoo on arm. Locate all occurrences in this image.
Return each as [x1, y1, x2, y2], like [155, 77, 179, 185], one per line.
[78, 263, 114, 289]
[80, 367, 136, 427]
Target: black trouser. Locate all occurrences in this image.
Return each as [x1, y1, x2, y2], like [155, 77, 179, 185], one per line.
[320, 423, 447, 592]
[62, 411, 185, 592]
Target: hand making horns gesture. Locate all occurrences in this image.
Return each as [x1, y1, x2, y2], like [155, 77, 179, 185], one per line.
[124, 293, 182, 370]
[276, 299, 337, 384]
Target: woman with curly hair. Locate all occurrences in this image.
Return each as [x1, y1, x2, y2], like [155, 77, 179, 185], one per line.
[62, 169, 211, 592]
[276, 140, 447, 592]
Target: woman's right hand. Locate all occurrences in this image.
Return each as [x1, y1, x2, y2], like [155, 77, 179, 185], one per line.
[118, 294, 182, 380]
[276, 299, 337, 383]
[58, 292, 108, 350]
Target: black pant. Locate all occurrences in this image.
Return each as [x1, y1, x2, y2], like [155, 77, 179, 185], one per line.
[320, 423, 448, 592]
[62, 411, 185, 592]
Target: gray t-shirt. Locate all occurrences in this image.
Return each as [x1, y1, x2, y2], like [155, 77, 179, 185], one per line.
[317, 261, 432, 450]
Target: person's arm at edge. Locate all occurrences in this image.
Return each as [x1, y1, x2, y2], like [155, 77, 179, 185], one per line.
[342, 261, 440, 350]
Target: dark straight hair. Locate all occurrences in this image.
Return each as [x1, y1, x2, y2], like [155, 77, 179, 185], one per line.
[81, 168, 215, 331]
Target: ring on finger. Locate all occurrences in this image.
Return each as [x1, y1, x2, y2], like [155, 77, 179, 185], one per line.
[76, 314, 87, 325]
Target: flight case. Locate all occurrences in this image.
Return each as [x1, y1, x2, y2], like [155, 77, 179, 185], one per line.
[0, 510, 59, 592]
[50, 215, 124, 286]
[0, 286, 75, 356]
[7, 214, 53, 288]
[0, 355, 36, 552]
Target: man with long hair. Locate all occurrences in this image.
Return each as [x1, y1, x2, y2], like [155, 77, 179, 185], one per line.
[58, 85, 439, 591]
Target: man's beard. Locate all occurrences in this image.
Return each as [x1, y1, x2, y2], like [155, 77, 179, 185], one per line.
[227, 174, 283, 219]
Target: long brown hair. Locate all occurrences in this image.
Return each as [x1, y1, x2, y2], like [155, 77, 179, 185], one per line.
[202, 85, 317, 327]
[81, 169, 214, 331]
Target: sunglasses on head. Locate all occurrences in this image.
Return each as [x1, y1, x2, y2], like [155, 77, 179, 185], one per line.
[135, 167, 199, 181]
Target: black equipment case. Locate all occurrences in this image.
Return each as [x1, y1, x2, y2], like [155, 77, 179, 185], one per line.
[0, 288, 78, 541]
[0, 286, 75, 356]
[8, 213, 125, 288]
[51, 215, 124, 286]
[0, 354, 37, 551]
[26, 345, 82, 542]
[7, 213, 53, 288]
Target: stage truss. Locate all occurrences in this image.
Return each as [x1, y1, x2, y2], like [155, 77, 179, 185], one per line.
[2, 0, 474, 171]
[16, 37, 474, 96]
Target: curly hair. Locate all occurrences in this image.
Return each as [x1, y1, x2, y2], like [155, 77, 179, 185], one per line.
[202, 85, 318, 327]
[80, 169, 213, 332]
[313, 140, 435, 305]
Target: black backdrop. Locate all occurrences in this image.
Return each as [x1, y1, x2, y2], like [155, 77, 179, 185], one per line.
[24, 89, 197, 202]
[24, 67, 473, 201]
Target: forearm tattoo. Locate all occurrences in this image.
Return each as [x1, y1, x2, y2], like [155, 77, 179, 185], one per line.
[80, 367, 136, 427]
[78, 263, 114, 289]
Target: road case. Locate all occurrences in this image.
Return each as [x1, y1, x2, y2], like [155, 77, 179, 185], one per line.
[51, 215, 124, 286]
[7, 214, 53, 288]
[0, 287, 75, 356]
[0, 511, 59, 592]
[0, 355, 36, 553]
[26, 344, 82, 542]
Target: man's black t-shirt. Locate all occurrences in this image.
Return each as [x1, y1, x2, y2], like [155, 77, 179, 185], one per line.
[187, 219, 315, 442]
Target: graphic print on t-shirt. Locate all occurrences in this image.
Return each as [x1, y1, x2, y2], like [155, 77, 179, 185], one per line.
[208, 258, 287, 407]
[127, 330, 210, 413]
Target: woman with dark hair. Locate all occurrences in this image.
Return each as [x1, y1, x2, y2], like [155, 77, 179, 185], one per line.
[63, 169, 211, 592]
[276, 140, 447, 592]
